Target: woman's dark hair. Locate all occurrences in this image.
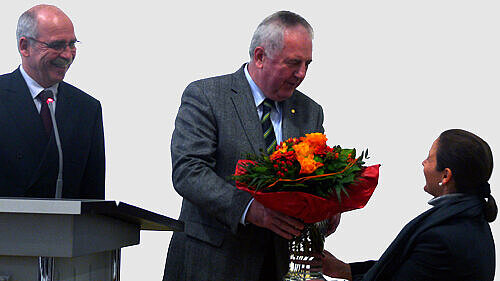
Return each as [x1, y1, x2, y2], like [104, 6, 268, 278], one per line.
[436, 129, 497, 222]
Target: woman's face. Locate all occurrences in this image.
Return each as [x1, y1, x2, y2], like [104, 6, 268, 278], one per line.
[422, 138, 444, 197]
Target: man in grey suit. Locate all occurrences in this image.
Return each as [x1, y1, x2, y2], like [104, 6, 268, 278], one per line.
[164, 11, 327, 281]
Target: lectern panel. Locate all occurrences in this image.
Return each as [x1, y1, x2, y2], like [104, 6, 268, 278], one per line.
[0, 250, 119, 281]
[0, 213, 139, 257]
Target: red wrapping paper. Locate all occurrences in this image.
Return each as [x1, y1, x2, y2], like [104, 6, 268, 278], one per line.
[236, 162, 380, 223]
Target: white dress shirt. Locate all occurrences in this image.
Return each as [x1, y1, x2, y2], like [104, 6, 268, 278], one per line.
[19, 65, 58, 113]
[240, 64, 284, 224]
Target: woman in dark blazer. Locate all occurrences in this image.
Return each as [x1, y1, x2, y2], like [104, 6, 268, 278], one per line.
[315, 129, 497, 280]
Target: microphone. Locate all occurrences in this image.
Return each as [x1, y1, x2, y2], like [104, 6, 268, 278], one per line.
[46, 98, 63, 199]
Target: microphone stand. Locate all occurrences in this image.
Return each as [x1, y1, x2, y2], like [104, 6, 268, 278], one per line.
[47, 98, 63, 199]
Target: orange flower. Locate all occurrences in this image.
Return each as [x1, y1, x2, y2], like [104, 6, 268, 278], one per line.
[304, 133, 327, 149]
[270, 142, 289, 161]
[292, 141, 323, 174]
[293, 142, 312, 159]
[298, 155, 324, 174]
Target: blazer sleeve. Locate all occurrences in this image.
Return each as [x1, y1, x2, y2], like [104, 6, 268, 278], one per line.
[80, 101, 105, 199]
[348, 229, 451, 281]
[389, 228, 452, 281]
[349, 260, 376, 280]
[171, 82, 252, 233]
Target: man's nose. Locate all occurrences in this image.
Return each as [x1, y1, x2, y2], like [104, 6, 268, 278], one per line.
[295, 63, 307, 79]
[59, 45, 75, 59]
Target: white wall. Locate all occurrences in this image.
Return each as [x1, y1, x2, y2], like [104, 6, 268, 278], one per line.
[1, 1, 498, 280]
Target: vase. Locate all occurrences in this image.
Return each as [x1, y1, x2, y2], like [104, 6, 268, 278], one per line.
[283, 220, 329, 281]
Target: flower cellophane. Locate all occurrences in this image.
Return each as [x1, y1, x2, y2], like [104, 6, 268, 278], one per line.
[233, 133, 380, 280]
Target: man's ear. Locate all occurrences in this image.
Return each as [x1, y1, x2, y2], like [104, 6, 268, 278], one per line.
[253, 46, 265, 69]
[19, 37, 30, 57]
[441, 168, 453, 185]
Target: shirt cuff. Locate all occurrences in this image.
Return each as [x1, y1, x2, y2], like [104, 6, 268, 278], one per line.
[240, 198, 254, 225]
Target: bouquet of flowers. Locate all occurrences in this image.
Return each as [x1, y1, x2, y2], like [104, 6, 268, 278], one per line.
[233, 133, 380, 280]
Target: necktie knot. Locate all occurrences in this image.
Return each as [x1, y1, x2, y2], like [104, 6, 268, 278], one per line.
[37, 90, 54, 104]
[263, 98, 275, 110]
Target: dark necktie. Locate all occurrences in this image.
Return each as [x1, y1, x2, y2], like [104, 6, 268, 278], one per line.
[37, 90, 54, 136]
[261, 98, 277, 154]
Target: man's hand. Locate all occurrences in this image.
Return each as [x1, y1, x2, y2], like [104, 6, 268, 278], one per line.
[245, 200, 304, 240]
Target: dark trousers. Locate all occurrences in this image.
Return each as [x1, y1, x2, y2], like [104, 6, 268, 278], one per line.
[259, 243, 280, 281]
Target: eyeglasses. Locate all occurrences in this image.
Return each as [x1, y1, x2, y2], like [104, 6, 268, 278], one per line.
[27, 37, 80, 52]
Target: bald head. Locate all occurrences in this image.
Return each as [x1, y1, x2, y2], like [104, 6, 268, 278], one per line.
[16, 5, 73, 46]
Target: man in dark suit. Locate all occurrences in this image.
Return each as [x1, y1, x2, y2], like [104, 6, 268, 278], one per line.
[164, 11, 329, 281]
[0, 5, 105, 199]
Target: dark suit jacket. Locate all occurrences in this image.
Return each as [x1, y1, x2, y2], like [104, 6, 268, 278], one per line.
[351, 194, 495, 281]
[0, 68, 105, 199]
[164, 65, 324, 281]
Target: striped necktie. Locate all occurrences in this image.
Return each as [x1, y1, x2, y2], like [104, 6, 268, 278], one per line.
[261, 98, 277, 154]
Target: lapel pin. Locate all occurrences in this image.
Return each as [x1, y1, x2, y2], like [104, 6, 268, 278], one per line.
[291, 109, 296, 114]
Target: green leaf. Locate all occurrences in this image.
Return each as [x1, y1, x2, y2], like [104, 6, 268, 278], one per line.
[254, 166, 268, 173]
[340, 186, 349, 198]
[335, 186, 342, 202]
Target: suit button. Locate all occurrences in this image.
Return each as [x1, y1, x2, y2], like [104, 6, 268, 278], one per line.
[16, 151, 23, 159]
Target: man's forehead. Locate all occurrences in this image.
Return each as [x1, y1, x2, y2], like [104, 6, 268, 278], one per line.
[280, 36, 312, 60]
[36, 14, 75, 39]
[283, 25, 312, 40]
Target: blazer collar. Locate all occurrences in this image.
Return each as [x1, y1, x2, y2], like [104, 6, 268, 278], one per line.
[18, 65, 59, 101]
[230, 64, 266, 155]
[0, 68, 48, 146]
[54, 82, 74, 126]
[0, 68, 75, 143]
[280, 96, 301, 140]
[229, 64, 304, 152]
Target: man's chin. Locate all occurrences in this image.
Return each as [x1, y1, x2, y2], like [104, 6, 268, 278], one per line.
[51, 68, 68, 79]
[47, 74, 66, 85]
[276, 91, 295, 101]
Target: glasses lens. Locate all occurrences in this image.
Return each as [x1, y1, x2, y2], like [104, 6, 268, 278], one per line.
[68, 40, 79, 49]
[30, 37, 79, 51]
[48, 42, 66, 51]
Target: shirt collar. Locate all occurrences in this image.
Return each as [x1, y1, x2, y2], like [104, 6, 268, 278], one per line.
[243, 63, 279, 111]
[20, 65, 58, 100]
[428, 193, 465, 206]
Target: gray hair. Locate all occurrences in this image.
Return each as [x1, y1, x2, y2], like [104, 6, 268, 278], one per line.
[249, 11, 314, 60]
[16, 9, 38, 48]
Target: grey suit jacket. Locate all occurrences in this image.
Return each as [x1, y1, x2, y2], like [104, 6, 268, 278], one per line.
[164, 65, 324, 281]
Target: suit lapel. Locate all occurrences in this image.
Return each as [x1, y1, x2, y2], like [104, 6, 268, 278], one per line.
[280, 92, 301, 140]
[0, 68, 48, 154]
[229, 66, 266, 155]
[55, 82, 76, 145]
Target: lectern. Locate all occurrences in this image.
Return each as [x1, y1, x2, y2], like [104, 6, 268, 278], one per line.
[0, 198, 183, 281]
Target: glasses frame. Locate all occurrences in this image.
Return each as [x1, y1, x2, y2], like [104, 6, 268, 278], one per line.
[27, 37, 80, 52]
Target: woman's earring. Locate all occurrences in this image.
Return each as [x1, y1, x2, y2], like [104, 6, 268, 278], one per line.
[438, 182, 443, 186]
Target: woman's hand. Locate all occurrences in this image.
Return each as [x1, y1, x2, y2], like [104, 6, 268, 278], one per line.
[291, 249, 352, 280]
[325, 213, 341, 237]
[320, 250, 352, 280]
